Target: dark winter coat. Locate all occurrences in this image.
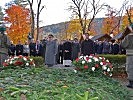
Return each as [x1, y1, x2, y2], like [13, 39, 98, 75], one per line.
[81, 39, 95, 56]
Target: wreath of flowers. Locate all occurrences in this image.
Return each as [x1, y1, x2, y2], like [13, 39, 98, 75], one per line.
[3, 55, 35, 68]
[72, 54, 113, 76]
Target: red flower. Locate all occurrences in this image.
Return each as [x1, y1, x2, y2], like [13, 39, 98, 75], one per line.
[30, 61, 34, 65]
[18, 55, 23, 58]
[95, 64, 99, 68]
[14, 61, 23, 65]
[76, 58, 79, 62]
[84, 65, 88, 69]
[86, 57, 89, 61]
[3, 62, 8, 67]
[102, 61, 106, 65]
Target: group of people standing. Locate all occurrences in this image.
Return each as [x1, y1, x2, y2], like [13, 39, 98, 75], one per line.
[8, 39, 44, 57]
[8, 33, 125, 67]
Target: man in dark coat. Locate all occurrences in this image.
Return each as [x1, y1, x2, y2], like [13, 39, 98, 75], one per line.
[97, 41, 103, 54]
[121, 28, 133, 88]
[35, 40, 43, 56]
[81, 33, 95, 56]
[72, 38, 80, 61]
[112, 40, 120, 54]
[41, 37, 47, 59]
[8, 41, 16, 56]
[16, 40, 23, 56]
[63, 40, 72, 67]
[102, 39, 110, 54]
[29, 39, 36, 57]
[57, 40, 64, 64]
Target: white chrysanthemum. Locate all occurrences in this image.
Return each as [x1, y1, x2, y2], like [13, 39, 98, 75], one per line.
[110, 73, 112, 77]
[102, 65, 107, 70]
[84, 56, 87, 60]
[86, 55, 89, 57]
[92, 67, 95, 71]
[107, 68, 110, 72]
[79, 56, 83, 59]
[26, 63, 29, 66]
[73, 69, 77, 73]
[14, 56, 18, 59]
[9, 61, 13, 64]
[94, 57, 99, 62]
[5, 60, 7, 62]
[106, 60, 109, 62]
[88, 59, 92, 62]
[23, 57, 27, 61]
[82, 60, 85, 64]
[30, 59, 33, 61]
[89, 55, 93, 58]
[100, 62, 103, 65]
[33, 64, 35, 67]
[99, 57, 102, 59]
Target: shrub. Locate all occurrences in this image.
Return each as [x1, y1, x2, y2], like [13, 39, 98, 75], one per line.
[99, 54, 126, 65]
[31, 56, 44, 67]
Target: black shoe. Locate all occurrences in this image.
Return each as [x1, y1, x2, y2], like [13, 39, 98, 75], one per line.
[65, 65, 70, 67]
[126, 80, 133, 88]
[126, 84, 133, 88]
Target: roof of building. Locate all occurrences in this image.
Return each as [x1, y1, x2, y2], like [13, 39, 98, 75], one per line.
[112, 26, 132, 40]
[91, 33, 112, 41]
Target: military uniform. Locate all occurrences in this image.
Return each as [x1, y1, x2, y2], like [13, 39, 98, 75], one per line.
[0, 33, 10, 66]
[121, 32, 133, 88]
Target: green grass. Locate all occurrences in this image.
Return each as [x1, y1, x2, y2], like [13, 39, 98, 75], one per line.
[0, 67, 131, 100]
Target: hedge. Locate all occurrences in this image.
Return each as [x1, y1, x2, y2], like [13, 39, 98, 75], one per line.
[31, 56, 44, 67]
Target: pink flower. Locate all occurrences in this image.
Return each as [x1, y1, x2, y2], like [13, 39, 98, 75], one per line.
[84, 65, 89, 69]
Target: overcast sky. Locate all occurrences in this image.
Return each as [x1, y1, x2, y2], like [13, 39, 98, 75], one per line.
[0, 0, 132, 26]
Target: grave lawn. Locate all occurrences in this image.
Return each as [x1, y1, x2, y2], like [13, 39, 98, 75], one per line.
[0, 67, 131, 100]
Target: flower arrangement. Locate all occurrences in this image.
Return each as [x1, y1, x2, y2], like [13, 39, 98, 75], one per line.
[3, 55, 35, 68]
[72, 54, 113, 76]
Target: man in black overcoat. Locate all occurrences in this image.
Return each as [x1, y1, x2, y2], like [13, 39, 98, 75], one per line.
[81, 33, 95, 56]
[63, 40, 72, 67]
[29, 39, 36, 56]
[16, 40, 23, 56]
[57, 40, 64, 64]
[8, 41, 16, 56]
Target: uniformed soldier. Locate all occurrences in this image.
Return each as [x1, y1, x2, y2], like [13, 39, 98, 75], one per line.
[0, 24, 10, 67]
[121, 26, 133, 88]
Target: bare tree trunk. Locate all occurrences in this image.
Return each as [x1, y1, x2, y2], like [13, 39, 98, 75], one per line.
[27, 0, 35, 38]
[36, 0, 44, 41]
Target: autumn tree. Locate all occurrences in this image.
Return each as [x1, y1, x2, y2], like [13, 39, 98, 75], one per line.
[68, 0, 104, 39]
[121, 7, 133, 31]
[4, 5, 31, 44]
[102, 1, 128, 36]
[66, 18, 82, 39]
